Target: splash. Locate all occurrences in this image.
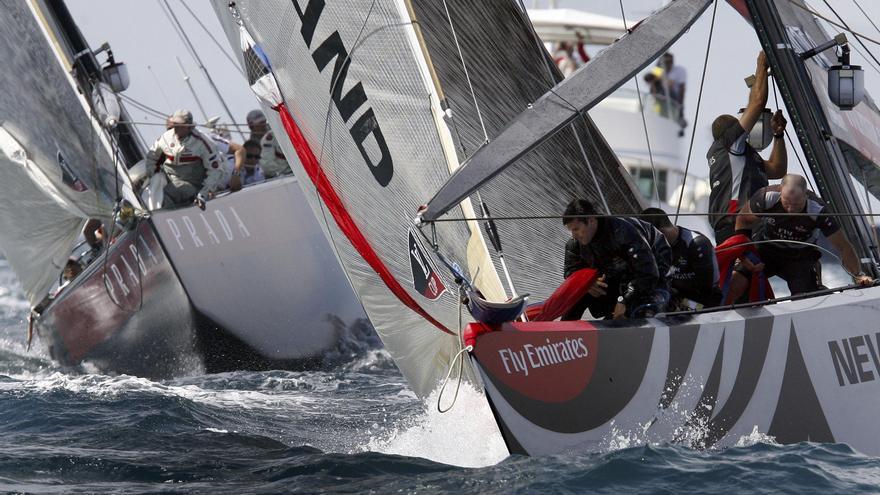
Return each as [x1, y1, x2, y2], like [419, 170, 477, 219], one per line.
[734, 425, 778, 447]
[364, 383, 509, 468]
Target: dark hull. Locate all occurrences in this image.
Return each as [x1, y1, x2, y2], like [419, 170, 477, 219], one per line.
[38, 222, 201, 379]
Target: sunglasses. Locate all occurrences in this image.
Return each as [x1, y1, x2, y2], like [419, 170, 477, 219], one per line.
[246, 153, 261, 159]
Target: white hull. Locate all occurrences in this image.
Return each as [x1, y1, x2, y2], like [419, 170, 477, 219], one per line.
[150, 177, 367, 361]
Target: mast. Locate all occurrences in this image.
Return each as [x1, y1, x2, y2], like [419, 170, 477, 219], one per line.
[744, 0, 880, 274]
[42, 0, 145, 167]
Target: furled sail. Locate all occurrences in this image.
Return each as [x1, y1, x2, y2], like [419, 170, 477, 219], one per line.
[420, 0, 713, 222]
[0, 2, 123, 304]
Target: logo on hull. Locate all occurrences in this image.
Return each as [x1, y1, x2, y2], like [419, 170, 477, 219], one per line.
[408, 231, 446, 300]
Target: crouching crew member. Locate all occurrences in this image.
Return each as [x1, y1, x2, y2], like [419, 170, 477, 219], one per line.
[643, 207, 722, 309]
[562, 199, 671, 320]
[728, 174, 873, 299]
[144, 109, 223, 208]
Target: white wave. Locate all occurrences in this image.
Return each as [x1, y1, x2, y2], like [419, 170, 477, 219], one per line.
[364, 383, 509, 468]
[734, 425, 778, 447]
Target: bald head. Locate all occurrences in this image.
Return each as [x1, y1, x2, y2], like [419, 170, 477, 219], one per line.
[780, 174, 808, 213]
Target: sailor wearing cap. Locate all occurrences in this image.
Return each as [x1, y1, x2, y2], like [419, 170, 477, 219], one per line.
[246, 109, 292, 178]
[144, 109, 223, 208]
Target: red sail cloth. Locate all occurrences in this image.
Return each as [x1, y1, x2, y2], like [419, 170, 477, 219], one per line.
[275, 104, 453, 335]
[715, 233, 774, 303]
[525, 269, 600, 321]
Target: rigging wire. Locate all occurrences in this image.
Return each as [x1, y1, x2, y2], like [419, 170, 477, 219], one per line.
[117, 94, 170, 120]
[674, 0, 718, 223]
[158, 0, 241, 136]
[515, 0, 613, 213]
[618, 0, 661, 208]
[851, 0, 880, 39]
[147, 65, 174, 110]
[425, 210, 880, 222]
[770, 78, 815, 192]
[783, 0, 880, 49]
[819, 0, 880, 73]
[175, 0, 244, 77]
[440, 0, 490, 143]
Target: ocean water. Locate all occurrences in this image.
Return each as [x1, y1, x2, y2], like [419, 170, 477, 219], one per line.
[2, 262, 880, 494]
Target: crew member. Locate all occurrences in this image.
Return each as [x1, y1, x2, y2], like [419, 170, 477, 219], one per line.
[208, 129, 246, 191]
[562, 199, 671, 320]
[239, 140, 266, 186]
[708, 51, 787, 243]
[246, 109, 291, 178]
[643, 207, 721, 309]
[143, 110, 222, 208]
[728, 174, 873, 298]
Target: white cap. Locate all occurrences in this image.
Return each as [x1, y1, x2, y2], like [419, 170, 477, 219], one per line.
[246, 109, 267, 125]
[169, 109, 193, 125]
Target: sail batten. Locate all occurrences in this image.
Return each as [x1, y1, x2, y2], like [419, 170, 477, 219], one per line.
[420, 0, 712, 222]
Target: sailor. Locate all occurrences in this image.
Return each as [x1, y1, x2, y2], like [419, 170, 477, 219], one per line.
[642, 207, 722, 309]
[143, 109, 223, 208]
[562, 199, 671, 320]
[727, 174, 873, 299]
[708, 51, 787, 244]
[239, 140, 266, 186]
[81, 218, 104, 263]
[207, 128, 246, 192]
[246, 109, 292, 178]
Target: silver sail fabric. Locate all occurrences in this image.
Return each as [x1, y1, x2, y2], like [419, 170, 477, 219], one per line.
[420, 0, 713, 221]
[0, 2, 121, 304]
[408, 0, 703, 302]
[211, 0, 488, 398]
[728, 0, 880, 201]
[0, 126, 84, 306]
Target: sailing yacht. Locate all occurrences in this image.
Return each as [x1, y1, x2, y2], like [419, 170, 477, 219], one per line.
[213, 0, 880, 457]
[4, 0, 368, 378]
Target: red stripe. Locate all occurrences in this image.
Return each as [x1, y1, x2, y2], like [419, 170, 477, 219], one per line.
[276, 104, 453, 335]
[165, 154, 201, 163]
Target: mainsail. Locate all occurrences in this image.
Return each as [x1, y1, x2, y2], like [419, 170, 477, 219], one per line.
[420, 0, 712, 222]
[0, 2, 124, 304]
[211, 0, 708, 398]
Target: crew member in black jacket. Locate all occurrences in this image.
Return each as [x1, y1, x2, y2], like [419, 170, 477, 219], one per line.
[562, 199, 671, 320]
[642, 207, 722, 309]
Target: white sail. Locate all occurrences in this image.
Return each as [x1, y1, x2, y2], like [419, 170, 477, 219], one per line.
[0, 126, 85, 305]
[0, 2, 123, 304]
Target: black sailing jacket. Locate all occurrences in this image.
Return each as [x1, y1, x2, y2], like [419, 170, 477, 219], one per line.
[564, 217, 671, 305]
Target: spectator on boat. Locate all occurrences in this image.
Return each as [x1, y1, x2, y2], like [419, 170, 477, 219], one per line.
[642, 207, 722, 310]
[553, 34, 590, 77]
[561, 199, 671, 320]
[142, 109, 222, 209]
[239, 140, 266, 186]
[660, 53, 686, 125]
[726, 174, 873, 299]
[707, 51, 787, 244]
[246, 109, 292, 178]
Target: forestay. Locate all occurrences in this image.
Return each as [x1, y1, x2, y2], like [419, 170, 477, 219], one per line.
[420, 0, 713, 222]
